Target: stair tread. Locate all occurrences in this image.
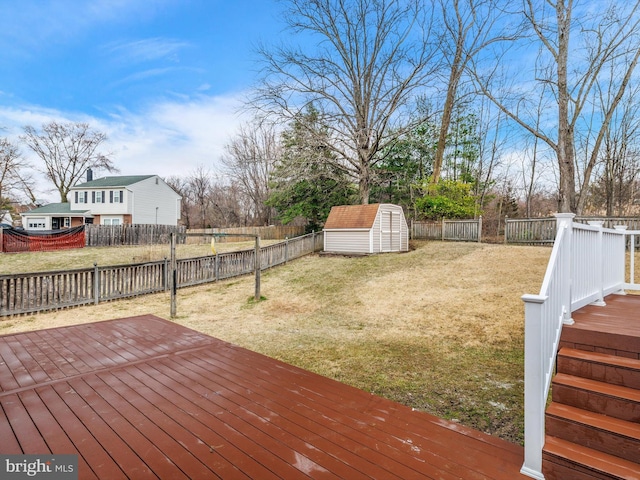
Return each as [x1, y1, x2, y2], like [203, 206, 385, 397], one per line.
[547, 402, 640, 440]
[559, 347, 640, 370]
[553, 373, 640, 402]
[544, 436, 640, 479]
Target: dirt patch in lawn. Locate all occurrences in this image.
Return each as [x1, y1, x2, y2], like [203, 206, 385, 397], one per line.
[0, 241, 550, 444]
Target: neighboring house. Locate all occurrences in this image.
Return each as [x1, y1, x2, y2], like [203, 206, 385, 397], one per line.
[323, 203, 409, 254]
[21, 174, 182, 230]
[21, 203, 92, 230]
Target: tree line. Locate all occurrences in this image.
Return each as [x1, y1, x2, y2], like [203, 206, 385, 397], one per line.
[3, 0, 640, 234]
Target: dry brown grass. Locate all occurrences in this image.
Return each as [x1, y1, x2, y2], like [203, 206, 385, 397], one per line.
[0, 240, 276, 274]
[0, 240, 550, 444]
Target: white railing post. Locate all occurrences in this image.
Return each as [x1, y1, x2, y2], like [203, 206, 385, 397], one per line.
[615, 226, 631, 287]
[555, 213, 575, 325]
[520, 294, 547, 480]
[587, 221, 606, 306]
[631, 232, 635, 288]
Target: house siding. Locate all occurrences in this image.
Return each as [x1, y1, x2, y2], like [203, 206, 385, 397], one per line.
[129, 177, 180, 225]
[68, 176, 181, 226]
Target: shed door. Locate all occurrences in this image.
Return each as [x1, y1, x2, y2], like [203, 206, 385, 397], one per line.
[381, 211, 400, 252]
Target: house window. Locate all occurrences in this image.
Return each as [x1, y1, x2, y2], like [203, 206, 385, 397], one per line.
[110, 190, 124, 203]
[77, 191, 87, 204]
[103, 218, 121, 226]
[64, 217, 71, 227]
[93, 191, 104, 203]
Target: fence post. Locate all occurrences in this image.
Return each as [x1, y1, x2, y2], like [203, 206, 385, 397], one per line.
[441, 218, 445, 241]
[254, 236, 261, 301]
[93, 263, 99, 305]
[215, 252, 219, 281]
[477, 216, 482, 243]
[504, 216, 509, 244]
[285, 237, 289, 263]
[170, 232, 177, 318]
[163, 257, 168, 291]
[556, 213, 575, 325]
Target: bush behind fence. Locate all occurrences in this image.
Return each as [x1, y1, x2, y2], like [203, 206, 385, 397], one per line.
[0, 232, 323, 316]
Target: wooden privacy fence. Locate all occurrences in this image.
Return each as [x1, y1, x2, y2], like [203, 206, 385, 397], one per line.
[505, 216, 640, 245]
[85, 224, 187, 246]
[186, 225, 305, 243]
[411, 217, 482, 242]
[0, 232, 323, 316]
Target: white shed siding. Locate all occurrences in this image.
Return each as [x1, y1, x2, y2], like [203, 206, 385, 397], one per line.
[324, 229, 372, 253]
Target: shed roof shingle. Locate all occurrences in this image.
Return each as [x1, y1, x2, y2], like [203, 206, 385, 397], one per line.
[324, 204, 381, 229]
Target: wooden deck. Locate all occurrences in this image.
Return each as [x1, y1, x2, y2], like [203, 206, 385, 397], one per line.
[0, 315, 527, 479]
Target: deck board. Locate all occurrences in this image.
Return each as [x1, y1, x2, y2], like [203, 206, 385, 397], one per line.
[0, 314, 527, 479]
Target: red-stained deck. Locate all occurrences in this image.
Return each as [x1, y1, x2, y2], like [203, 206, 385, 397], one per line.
[0, 315, 527, 479]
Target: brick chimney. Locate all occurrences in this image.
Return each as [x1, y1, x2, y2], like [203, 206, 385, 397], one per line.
[87, 168, 93, 182]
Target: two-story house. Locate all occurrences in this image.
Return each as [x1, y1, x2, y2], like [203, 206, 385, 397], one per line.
[21, 174, 182, 230]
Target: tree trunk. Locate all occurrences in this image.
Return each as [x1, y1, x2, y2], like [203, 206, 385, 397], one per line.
[556, 0, 576, 213]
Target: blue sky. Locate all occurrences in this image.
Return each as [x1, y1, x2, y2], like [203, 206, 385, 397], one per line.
[0, 0, 288, 201]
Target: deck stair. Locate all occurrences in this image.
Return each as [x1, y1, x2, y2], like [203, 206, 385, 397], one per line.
[543, 308, 640, 480]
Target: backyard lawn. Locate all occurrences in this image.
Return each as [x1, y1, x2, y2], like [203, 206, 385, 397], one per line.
[0, 240, 550, 444]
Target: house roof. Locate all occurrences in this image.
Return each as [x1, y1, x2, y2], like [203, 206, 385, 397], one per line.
[324, 204, 381, 229]
[73, 175, 156, 189]
[22, 203, 92, 216]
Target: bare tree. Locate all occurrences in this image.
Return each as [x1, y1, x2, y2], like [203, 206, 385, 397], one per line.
[164, 175, 192, 227]
[474, 0, 640, 213]
[186, 165, 215, 229]
[222, 121, 280, 225]
[21, 121, 117, 202]
[254, 0, 440, 204]
[0, 137, 33, 203]
[588, 83, 640, 216]
[431, 0, 517, 185]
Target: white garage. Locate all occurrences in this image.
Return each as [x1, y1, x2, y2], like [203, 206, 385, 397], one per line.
[323, 203, 409, 254]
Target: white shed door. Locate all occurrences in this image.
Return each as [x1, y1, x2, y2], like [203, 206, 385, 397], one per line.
[381, 211, 400, 252]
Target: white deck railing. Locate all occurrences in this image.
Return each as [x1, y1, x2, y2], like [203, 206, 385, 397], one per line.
[520, 214, 638, 479]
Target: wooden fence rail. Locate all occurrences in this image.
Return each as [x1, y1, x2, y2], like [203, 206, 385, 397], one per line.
[0, 232, 323, 316]
[505, 216, 640, 245]
[412, 217, 482, 242]
[186, 225, 305, 243]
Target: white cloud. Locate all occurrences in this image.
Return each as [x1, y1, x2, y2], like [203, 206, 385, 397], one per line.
[0, 92, 250, 201]
[104, 93, 248, 177]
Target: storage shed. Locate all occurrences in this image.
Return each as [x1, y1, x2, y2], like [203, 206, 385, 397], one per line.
[323, 203, 409, 254]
